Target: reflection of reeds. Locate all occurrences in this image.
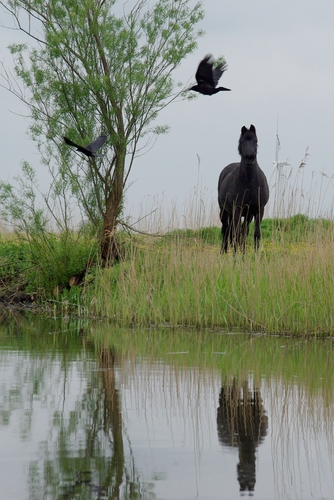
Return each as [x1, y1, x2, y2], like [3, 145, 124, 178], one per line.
[268, 379, 334, 499]
[119, 358, 221, 477]
[92, 327, 334, 410]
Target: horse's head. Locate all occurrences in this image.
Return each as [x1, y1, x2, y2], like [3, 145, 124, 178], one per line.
[238, 125, 258, 165]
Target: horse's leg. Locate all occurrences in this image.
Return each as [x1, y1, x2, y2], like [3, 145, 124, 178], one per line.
[240, 214, 252, 252]
[231, 205, 241, 253]
[254, 207, 264, 251]
[220, 209, 230, 253]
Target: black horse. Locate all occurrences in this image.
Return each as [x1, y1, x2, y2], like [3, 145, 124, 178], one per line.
[218, 125, 269, 252]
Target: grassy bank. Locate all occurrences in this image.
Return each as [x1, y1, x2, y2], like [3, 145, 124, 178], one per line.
[1, 215, 334, 335]
[82, 215, 334, 334]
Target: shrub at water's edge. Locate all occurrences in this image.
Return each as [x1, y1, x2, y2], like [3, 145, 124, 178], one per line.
[0, 229, 98, 302]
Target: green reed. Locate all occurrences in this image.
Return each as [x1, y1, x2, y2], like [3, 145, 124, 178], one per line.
[84, 218, 334, 335]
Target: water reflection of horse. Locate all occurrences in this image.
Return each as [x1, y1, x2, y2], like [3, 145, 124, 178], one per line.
[217, 378, 268, 494]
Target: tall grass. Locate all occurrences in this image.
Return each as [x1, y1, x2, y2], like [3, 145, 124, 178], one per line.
[83, 217, 334, 334]
[127, 185, 220, 234]
[269, 148, 334, 218]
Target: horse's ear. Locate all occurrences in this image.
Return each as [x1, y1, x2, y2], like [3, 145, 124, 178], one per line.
[241, 126, 247, 134]
[250, 124, 256, 133]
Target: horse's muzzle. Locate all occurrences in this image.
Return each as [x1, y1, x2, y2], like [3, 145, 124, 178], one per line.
[246, 154, 256, 164]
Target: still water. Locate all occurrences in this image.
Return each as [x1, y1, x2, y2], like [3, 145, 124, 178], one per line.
[0, 315, 333, 499]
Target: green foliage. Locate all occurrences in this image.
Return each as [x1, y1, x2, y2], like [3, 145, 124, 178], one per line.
[0, 230, 98, 299]
[26, 230, 97, 296]
[0, 237, 30, 276]
[1, 0, 204, 238]
[0, 161, 49, 233]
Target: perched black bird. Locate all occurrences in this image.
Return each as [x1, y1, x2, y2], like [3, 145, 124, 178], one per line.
[64, 135, 107, 157]
[189, 54, 230, 95]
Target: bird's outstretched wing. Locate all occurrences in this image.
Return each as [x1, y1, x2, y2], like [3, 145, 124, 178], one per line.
[64, 135, 107, 156]
[212, 65, 224, 87]
[85, 135, 107, 154]
[195, 54, 215, 87]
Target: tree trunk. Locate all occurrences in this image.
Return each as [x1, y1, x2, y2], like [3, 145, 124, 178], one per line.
[100, 153, 124, 266]
[100, 210, 121, 265]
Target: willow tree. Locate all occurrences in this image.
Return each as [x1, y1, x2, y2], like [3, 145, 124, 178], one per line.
[0, 0, 204, 264]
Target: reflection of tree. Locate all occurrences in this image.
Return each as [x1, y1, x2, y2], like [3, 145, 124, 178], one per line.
[0, 340, 154, 500]
[217, 378, 268, 495]
[48, 345, 155, 500]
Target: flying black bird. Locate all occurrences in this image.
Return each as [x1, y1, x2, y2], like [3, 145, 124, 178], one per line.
[189, 54, 230, 96]
[64, 135, 107, 157]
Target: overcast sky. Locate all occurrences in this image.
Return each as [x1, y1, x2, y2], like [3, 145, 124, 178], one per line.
[1, 0, 334, 230]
